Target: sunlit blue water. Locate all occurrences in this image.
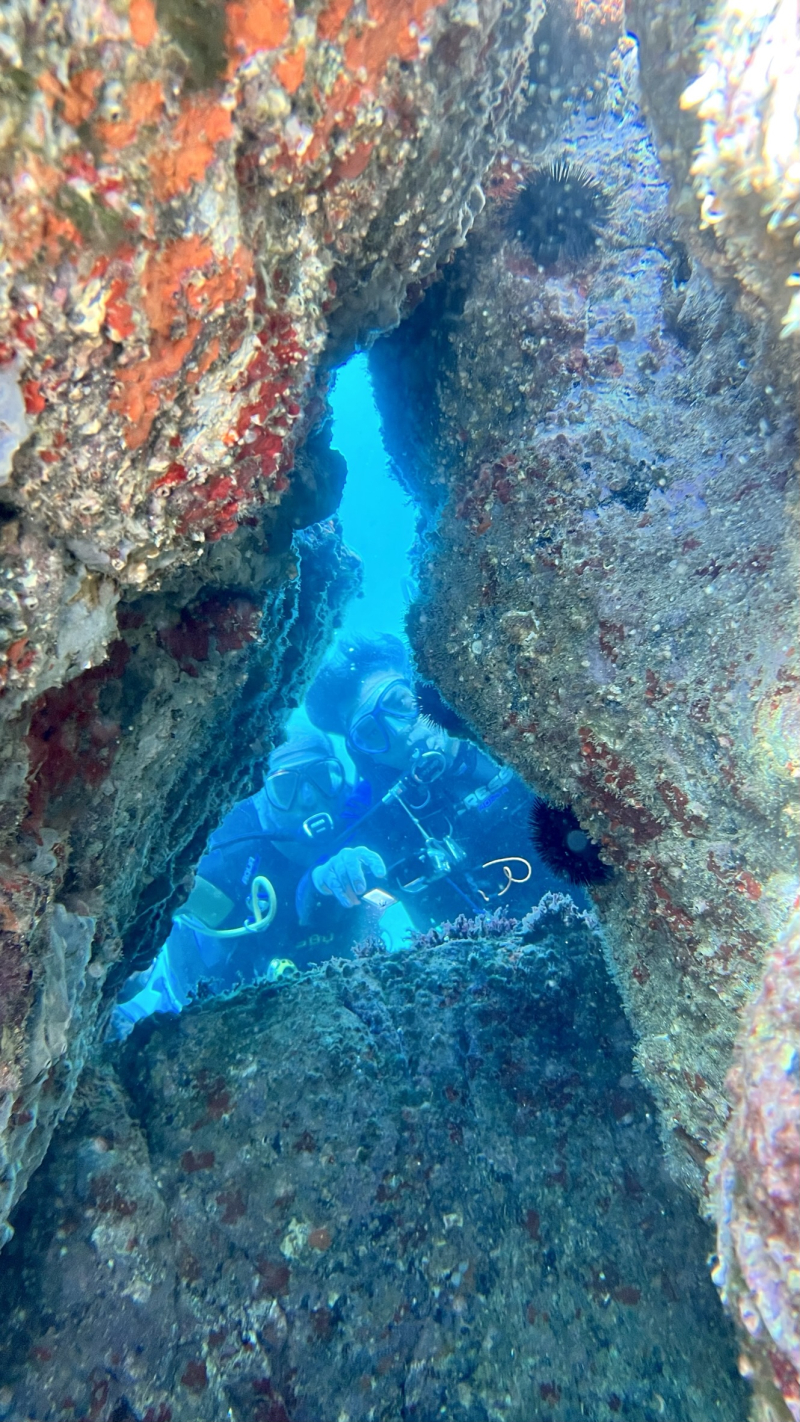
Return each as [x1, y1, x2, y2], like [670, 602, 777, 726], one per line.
[291, 354, 419, 944]
[329, 353, 418, 644]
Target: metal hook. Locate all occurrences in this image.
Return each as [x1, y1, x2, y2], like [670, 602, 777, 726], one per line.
[479, 855, 532, 899]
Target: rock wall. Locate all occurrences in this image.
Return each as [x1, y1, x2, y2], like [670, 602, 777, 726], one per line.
[373, 2, 798, 1194]
[630, 0, 800, 340]
[0, 0, 541, 1243]
[709, 912, 800, 1422]
[1, 509, 361, 1249]
[370, 8, 799, 1414]
[0, 901, 748, 1422]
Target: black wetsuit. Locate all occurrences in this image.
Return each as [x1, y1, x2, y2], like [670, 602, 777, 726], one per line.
[339, 743, 569, 929]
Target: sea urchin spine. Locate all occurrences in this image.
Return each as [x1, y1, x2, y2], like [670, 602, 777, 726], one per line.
[509, 160, 609, 268]
[529, 796, 612, 885]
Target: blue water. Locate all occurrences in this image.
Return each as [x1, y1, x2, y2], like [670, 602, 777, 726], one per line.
[292, 354, 418, 944]
[293, 354, 579, 939]
[329, 353, 417, 643]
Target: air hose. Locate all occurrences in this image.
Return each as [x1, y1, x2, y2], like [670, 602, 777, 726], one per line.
[173, 875, 277, 939]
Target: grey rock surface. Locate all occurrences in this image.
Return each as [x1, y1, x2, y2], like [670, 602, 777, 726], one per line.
[0, 508, 359, 1245]
[0, 899, 747, 1421]
[370, 23, 799, 1197]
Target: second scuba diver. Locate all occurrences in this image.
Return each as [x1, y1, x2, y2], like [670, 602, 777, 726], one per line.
[111, 729, 386, 1036]
[113, 638, 577, 1036]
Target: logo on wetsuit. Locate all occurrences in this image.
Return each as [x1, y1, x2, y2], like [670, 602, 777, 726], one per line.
[294, 933, 335, 951]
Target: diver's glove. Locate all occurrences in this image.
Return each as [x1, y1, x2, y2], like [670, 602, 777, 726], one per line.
[312, 847, 387, 908]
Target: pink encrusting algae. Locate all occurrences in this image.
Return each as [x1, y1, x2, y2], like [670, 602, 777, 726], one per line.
[710, 910, 800, 1421]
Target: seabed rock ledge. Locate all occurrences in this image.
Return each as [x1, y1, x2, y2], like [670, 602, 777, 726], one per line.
[0, 899, 749, 1422]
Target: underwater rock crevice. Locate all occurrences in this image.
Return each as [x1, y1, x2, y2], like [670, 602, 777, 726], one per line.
[0, 0, 797, 1415]
[0, 0, 546, 1243]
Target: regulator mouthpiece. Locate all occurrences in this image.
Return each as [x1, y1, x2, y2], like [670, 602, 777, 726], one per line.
[411, 748, 448, 784]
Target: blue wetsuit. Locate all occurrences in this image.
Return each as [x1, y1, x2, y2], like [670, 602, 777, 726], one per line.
[113, 787, 367, 1033]
[339, 743, 573, 928]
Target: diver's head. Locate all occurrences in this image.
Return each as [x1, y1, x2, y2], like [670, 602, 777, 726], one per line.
[305, 635, 412, 737]
[346, 671, 420, 769]
[347, 672, 460, 780]
[305, 635, 455, 779]
[263, 730, 347, 842]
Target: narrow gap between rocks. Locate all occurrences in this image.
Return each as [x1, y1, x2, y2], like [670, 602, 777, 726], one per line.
[0, 340, 749, 1420]
[109, 349, 589, 1027]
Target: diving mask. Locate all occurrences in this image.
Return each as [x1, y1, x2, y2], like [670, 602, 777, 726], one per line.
[264, 756, 345, 813]
[347, 677, 419, 756]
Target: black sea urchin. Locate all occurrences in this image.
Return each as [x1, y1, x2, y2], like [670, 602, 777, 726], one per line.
[415, 681, 474, 741]
[529, 796, 612, 886]
[510, 161, 609, 267]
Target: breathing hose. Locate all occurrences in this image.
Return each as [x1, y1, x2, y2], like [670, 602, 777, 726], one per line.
[173, 874, 277, 939]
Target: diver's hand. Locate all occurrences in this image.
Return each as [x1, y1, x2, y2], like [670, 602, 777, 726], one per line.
[312, 847, 386, 908]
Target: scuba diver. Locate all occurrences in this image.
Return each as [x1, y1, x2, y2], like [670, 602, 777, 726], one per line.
[111, 730, 386, 1037]
[304, 635, 560, 929]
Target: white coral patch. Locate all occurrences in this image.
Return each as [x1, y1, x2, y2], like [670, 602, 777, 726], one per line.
[0, 360, 29, 485]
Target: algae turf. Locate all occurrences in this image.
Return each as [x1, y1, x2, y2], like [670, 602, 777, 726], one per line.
[0, 898, 747, 1421]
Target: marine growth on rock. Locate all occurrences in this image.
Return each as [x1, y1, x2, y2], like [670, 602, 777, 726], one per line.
[0, 0, 798, 1419]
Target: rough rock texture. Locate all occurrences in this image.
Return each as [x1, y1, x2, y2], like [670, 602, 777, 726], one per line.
[371, 10, 799, 1199]
[710, 910, 800, 1422]
[0, 0, 538, 696]
[0, 510, 360, 1247]
[369, 11, 799, 1415]
[631, 0, 800, 339]
[0, 899, 748, 1422]
[0, 2, 796, 1418]
[0, 0, 541, 1241]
